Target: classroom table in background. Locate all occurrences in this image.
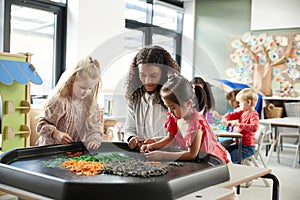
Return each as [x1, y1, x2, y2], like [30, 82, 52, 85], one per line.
[214, 130, 243, 195]
[259, 117, 300, 167]
[214, 130, 243, 164]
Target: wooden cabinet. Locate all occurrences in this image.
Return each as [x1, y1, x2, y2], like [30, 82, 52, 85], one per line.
[262, 96, 300, 119]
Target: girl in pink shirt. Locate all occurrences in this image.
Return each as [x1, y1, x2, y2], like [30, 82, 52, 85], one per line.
[140, 75, 230, 163]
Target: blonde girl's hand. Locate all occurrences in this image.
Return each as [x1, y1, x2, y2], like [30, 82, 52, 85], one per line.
[53, 130, 73, 144]
[87, 141, 100, 150]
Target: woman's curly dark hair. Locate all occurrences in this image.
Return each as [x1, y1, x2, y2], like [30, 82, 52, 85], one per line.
[125, 45, 180, 109]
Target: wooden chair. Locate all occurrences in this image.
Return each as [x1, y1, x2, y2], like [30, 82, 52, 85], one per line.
[28, 108, 42, 146]
[242, 125, 270, 187]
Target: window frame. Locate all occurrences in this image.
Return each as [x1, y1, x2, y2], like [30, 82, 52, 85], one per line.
[3, 0, 67, 85]
[125, 0, 183, 66]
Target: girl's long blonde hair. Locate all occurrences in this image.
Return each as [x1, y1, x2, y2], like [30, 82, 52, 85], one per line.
[47, 56, 101, 128]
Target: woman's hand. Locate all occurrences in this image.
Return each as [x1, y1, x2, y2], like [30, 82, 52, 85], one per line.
[53, 130, 73, 144]
[128, 136, 144, 149]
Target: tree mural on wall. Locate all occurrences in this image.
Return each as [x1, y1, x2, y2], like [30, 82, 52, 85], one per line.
[226, 32, 300, 96]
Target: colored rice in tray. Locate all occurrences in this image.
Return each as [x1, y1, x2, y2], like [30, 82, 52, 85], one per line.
[102, 160, 168, 178]
[41, 152, 168, 177]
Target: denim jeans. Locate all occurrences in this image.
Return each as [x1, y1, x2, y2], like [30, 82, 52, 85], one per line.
[226, 144, 255, 164]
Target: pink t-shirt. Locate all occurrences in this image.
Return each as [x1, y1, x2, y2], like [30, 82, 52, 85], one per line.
[164, 110, 230, 163]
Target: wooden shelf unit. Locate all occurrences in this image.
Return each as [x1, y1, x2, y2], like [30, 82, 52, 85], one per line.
[262, 96, 300, 119]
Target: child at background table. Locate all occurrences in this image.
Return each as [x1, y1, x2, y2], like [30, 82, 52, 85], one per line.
[222, 88, 259, 164]
[36, 56, 103, 150]
[213, 88, 242, 147]
[190, 77, 215, 119]
[140, 75, 230, 163]
[213, 88, 242, 119]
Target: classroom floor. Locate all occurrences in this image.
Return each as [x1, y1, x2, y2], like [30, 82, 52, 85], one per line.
[238, 144, 300, 200]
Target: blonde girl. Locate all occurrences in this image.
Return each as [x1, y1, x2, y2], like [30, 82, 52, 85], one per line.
[36, 56, 103, 150]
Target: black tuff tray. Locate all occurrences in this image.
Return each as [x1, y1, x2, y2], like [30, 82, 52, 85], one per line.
[0, 142, 230, 200]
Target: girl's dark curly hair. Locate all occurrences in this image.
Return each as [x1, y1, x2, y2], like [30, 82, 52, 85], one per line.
[125, 45, 180, 109]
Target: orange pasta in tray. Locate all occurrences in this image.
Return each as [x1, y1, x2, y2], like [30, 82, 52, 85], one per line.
[61, 160, 107, 176]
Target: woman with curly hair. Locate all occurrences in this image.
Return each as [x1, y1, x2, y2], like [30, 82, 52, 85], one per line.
[124, 45, 180, 150]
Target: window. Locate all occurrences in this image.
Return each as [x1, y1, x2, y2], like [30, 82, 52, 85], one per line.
[125, 0, 149, 24]
[153, 2, 183, 31]
[125, 0, 183, 61]
[3, 0, 67, 96]
[100, 1, 183, 93]
[100, 0, 183, 93]
[98, 0, 183, 118]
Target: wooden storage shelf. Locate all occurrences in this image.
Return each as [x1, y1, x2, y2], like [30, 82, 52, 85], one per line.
[262, 96, 300, 119]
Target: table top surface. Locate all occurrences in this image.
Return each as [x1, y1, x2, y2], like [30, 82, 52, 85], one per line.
[259, 117, 300, 127]
[221, 163, 272, 188]
[214, 130, 242, 138]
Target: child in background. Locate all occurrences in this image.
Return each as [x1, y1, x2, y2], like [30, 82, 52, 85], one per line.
[36, 56, 103, 150]
[190, 77, 215, 119]
[140, 75, 230, 163]
[222, 88, 259, 164]
[213, 88, 242, 119]
[213, 88, 242, 146]
[225, 88, 243, 113]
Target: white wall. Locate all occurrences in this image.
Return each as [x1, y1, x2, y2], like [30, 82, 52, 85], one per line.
[66, 0, 125, 69]
[0, 0, 4, 52]
[251, 0, 300, 30]
[181, 0, 195, 80]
